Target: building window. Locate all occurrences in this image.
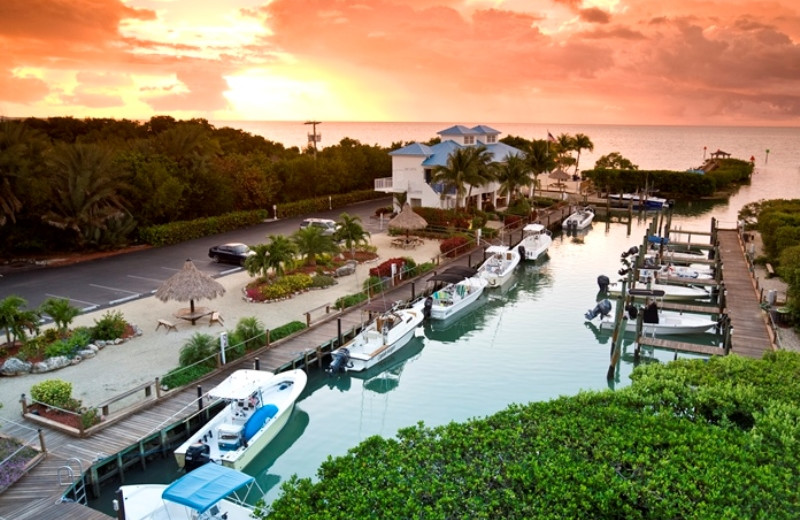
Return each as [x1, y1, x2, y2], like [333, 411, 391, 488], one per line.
[424, 169, 432, 184]
[464, 136, 475, 145]
[486, 135, 496, 143]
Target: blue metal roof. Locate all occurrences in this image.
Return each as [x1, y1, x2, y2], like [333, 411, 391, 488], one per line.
[437, 125, 479, 136]
[389, 142, 432, 156]
[483, 141, 525, 161]
[421, 140, 462, 167]
[162, 464, 254, 513]
[471, 125, 500, 135]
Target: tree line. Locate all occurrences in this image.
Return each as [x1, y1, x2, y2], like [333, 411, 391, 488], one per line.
[0, 116, 390, 255]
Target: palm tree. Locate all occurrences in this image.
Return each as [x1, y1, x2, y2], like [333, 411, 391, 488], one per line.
[335, 212, 370, 254]
[42, 142, 131, 246]
[572, 133, 594, 174]
[0, 120, 45, 226]
[495, 154, 530, 204]
[463, 145, 497, 209]
[245, 244, 271, 279]
[524, 140, 556, 202]
[0, 295, 40, 346]
[431, 147, 473, 209]
[266, 235, 297, 275]
[393, 191, 408, 212]
[39, 298, 80, 334]
[293, 227, 338, 267]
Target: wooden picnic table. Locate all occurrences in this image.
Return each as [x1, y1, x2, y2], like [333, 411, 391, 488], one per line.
[391, 237, 423, 249]
[174, 306, 213, 325]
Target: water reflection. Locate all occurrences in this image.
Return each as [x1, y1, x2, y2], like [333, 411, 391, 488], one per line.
[250, 408, 310, 496]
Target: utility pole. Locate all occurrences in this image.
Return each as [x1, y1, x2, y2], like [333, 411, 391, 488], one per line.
[304, 121, 321, 156]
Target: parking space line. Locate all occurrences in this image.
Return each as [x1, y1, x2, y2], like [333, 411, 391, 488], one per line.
[89, 284, 139, 295]
[127, 274, 165, 283]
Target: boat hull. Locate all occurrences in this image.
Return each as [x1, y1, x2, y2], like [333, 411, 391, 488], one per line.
[562, 208, 594, 230]
[608, 284, 710, 302]
[477, 248, 521, 286]
[429, 283, 485, 320]
[597, 315, 717, 336]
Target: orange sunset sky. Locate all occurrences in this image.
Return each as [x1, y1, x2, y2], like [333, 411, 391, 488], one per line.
[1, 0, 799, 126]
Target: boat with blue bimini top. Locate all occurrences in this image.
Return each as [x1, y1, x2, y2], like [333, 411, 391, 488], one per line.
[174, 368, 307, 471]
[327, 300, 426, 373]
[113, 463, 263, 520]
[422, 266, 488, 321]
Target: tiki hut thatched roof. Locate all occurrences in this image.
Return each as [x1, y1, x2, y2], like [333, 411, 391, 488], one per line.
[155, 259, 226, 312]
[388, 203, 428, 232]
[548, 168, 571, 181]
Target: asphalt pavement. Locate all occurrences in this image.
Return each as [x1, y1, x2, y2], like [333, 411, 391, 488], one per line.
[0, 197, 391, 312]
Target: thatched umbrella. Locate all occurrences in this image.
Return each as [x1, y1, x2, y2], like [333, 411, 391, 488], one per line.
[155, 259, 226, 314]
[548, 168, 571, 182]
[388, 203, 428, 238]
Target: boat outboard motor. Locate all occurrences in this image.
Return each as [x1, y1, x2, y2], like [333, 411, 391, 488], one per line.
[625, 304, 638, 320]
[585, 299, 612, 320]
[620, 246, 639, 259]
[184, 442, 211, 472]
[518, 245, 526, 259]
[327, 348, 352, 374]
[597, 275, 610, 293]
[423, 297, 434, 319]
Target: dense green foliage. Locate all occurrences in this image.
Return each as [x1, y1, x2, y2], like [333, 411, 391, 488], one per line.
[91, 310, 128, 340]
[259, 352, 800, 519]
[269, 321, 307, 341]
[582, 158, 753, 199]
[334, 292, 369, 310]
[0, 116, 390, 255]
[30, 379, 74, 409]
[161, 364, 215, 390]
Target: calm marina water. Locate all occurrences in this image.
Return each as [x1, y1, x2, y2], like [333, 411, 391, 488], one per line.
[90, 123, 800, 513]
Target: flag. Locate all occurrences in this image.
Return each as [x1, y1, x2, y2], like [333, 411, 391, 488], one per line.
[547, 131, 556, 143]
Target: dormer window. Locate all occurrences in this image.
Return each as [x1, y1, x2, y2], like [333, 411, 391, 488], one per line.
[486, 135, 496, 144]
[464, 136, 475, 145]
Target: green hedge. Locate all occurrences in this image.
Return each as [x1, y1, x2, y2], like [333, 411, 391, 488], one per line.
[269, 321, 307, 341]
[138, 190, 386, 247]
[260, 351, 800, 519]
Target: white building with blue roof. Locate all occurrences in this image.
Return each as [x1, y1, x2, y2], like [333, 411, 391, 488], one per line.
[374, 125, 525, 210]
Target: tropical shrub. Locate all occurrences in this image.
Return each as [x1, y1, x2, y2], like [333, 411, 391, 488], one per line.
[334, 293, 368, 310]
[92, 310, 127, 340]
[369, 258, 405, 278]
[30, 379, 73, 409]
[161, 365, 215, 390]
[38, 298, 80, 333]
[178, 333, 218, 368]
[311, 274, 336, 288]
[440, 236, 469, 257]
[44, 327, 91, 358]
[234, 317, 265, 351]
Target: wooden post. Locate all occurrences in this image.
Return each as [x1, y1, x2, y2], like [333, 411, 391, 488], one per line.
[266, 329, 271, 349]
[254, 358, 260, 371]
[20, 393, 28, 415]
[607, 280, 628, 380]
[411, 282, 416, 300]
[337, 318, 343, 347]
[155, 377, 162, 398]
[196, 386, 203, 412]
[38, 428, 46, 454]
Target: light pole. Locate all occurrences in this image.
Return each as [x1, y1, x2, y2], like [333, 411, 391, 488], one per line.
[304, 120, 321, 156]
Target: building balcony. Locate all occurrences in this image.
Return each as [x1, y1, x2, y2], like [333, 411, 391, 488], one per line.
[374, 177, 393, 191]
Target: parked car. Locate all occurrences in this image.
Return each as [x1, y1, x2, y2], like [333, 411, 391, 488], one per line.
[300, 218, 340, 237]
[208, 243, 254, 265]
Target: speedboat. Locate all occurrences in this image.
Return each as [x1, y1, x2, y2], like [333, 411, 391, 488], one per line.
[327, 300, 425, 373]
[174, 368, 307, 471]
[517, 223, 552, 262]
[585, 299, 717, 336]
[113, 463, 263, 520]
[562, 206, 595, 231]
[477, 245, 521, 286]
[422, 266, 488, 321]
[606, 279, 710, 302]
[656, 264, 714, 281]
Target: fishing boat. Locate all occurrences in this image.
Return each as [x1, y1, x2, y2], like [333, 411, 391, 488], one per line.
[585, 299, 718, 336]
[477, 244, 521, 286]
[327, 300, 425, 373]
[516, 223, 552, 262]
[606, 280, 710, 302]
[562, 206, 595, 231]
[422, 266, 488, 321]
[655, 264, 714, 281]
[113, 463, 263, 520]
[174, 368, 307, 471]
[609, 193, 669, 210]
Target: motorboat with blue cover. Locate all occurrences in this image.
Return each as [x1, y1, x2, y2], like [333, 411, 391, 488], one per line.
[422, 266, 488, 321]
[113, 463, 263, 520]
[174, 368, 306, 471]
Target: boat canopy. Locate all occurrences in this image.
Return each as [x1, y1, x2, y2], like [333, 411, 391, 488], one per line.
[485, 245, 509, 254]
[523, 223, 545, 232]
[162, 463, 254, 513]
[647, 235, 669, 245]
[209, 369, 276, 400]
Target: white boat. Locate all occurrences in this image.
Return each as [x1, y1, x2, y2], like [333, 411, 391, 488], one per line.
[517, 223, 552, 262]
[113, 463, 263, 520]
[174, 368, 307, 471]
[656, 264, 714, 280]
[327, 300, 425, 373]
[477, 245, 521, 286]
[606, 281, 710, 302]
[609, 193, 669, 209]
[562, 206, 595, 230]
[422, 266, 488, 320]
[660, 249, 711, 265]
[585, 299, 717, 336]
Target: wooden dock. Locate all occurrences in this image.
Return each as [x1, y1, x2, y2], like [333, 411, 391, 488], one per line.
[0, 248, 485, 520]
